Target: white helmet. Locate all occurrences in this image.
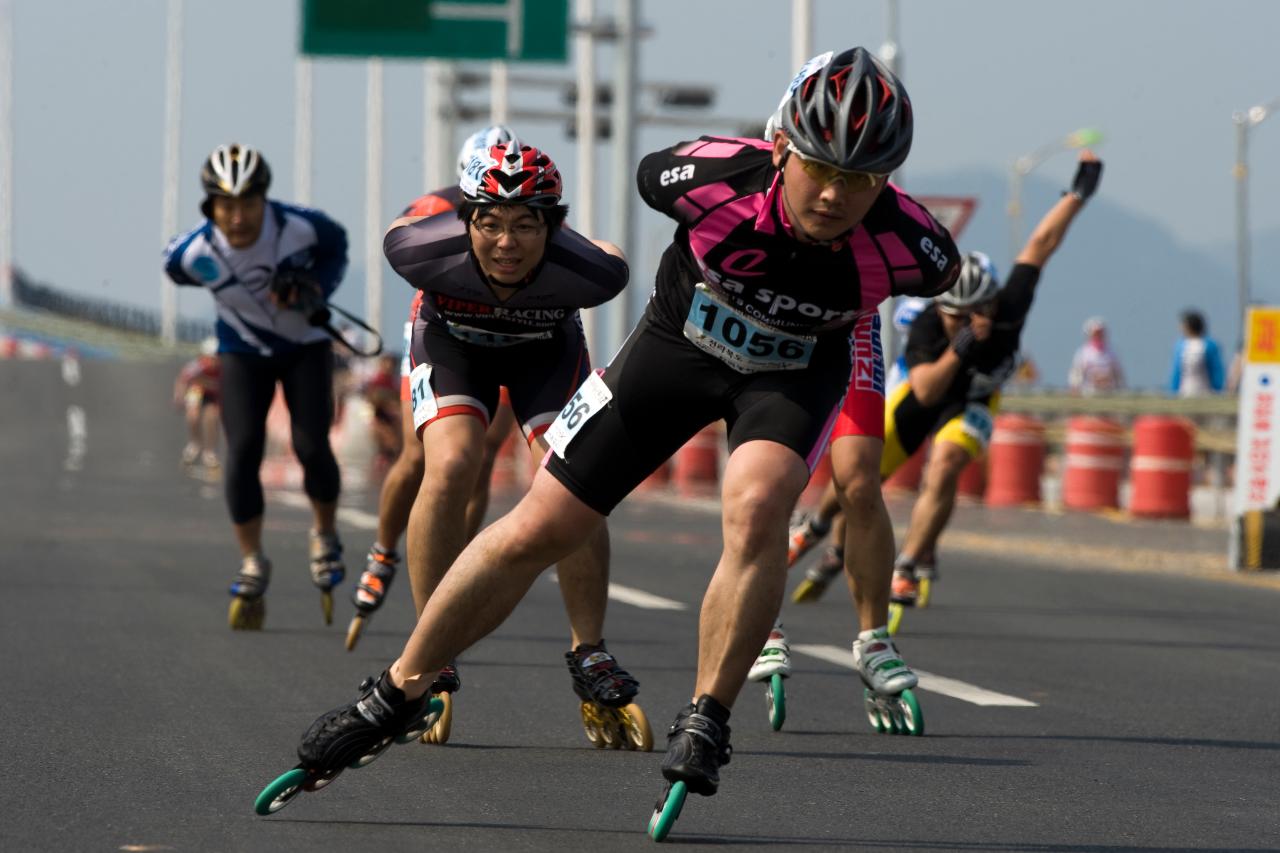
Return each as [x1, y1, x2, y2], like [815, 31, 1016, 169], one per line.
[936, 251, 999, 313]
[892, 297, 929, 334]
[456, 125, 517, 178]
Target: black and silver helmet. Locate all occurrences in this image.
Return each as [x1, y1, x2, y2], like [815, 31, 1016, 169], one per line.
[936, 251, 999, 313]
[201, 143, 271, 199]
[778, 47, 913, 174]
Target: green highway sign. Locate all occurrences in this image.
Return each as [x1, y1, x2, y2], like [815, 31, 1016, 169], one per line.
[301, 0, 569, 62]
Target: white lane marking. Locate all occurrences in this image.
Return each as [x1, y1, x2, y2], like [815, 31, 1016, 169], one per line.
[792, 643, 1038, 708]
[605, 583, 687, 611]
[271, 492, 378, 530]
[337, 507, 379, 529]
[548, 575, 687, 611]
[271, 494, 687, 611]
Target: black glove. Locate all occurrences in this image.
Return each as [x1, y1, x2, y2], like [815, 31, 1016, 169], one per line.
[1067, 159, 1103, 202]
[950, 326, 978, 361]
[270, 270, 329, 326]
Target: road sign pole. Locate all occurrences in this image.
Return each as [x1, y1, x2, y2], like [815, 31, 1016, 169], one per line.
[490, 60, 509, 124]
[365, 59, 383, 336]
[575, 0, 597, 359]
[607, 0, 638, 359]
[160, 0, 183, 346]
[294, 57, 313, 204]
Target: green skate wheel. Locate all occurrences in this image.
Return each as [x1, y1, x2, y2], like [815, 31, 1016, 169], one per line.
[917, 577, 933, 608]
[766, 674, 786, 731]
[898, 689, 924, 736]
[398, 696, 446, 743]
[254, 767, 308, 815]
[887, 602, 903, 636]
[647, 781, 687, 842]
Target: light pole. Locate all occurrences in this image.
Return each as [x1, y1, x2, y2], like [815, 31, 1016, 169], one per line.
[1008, 127, 1102, 256]
[1234, 96, 1280, 331]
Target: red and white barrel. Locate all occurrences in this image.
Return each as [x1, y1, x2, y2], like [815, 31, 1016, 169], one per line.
[674, 425, 721, 496]
[1129, 416, 1194, 519]
[1062, 417, 1127, 511]
[985, 414, 1046, 507]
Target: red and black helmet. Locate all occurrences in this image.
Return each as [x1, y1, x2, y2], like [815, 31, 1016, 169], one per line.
[459, 139, 562, 207]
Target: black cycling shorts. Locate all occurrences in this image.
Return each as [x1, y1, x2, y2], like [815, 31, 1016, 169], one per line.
[545, 311, 853, 515]
[408, 316, 590, 444]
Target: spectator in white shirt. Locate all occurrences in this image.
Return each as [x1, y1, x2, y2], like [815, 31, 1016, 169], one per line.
[1068, 316, 1124, 394]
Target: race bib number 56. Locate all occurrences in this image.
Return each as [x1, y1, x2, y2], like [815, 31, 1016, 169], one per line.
[544, 371, 612, 459]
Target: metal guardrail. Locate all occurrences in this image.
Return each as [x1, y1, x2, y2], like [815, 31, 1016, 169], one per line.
[0, 307, 199, 360]
[999, 391, 1238, 455]
[999, 392, 1238, 418]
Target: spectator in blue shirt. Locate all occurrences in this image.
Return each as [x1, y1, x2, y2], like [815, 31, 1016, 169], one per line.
[1169, 309, 1224, 396]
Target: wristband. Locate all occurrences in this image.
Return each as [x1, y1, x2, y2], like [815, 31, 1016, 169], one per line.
[1067, 160, 1103, 202]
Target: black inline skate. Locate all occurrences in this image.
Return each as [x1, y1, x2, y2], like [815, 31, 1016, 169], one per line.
[253, 670, 443, 815]
[566, 640, 651, 751]
[647, 695, 733, 841]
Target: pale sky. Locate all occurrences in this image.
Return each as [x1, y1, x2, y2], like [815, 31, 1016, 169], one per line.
[8, 0, 1280, 385]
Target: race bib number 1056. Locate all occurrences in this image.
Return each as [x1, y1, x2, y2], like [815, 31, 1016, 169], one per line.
[544, 371, 613, 459]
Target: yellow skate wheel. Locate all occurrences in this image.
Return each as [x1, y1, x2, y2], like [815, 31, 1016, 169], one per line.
[618, 703, 653, 752]
[420, 692, 453, 745]
[344, 614, 365, 652]
[791, 578, 821, 604]
[600, 710, 622, 749]
[320, 590, 333, 625]
[579, 701, 606, 748]
[887, 602, 904, 636]
[917, 577, 933, 608]
[229, 596, 265, 630]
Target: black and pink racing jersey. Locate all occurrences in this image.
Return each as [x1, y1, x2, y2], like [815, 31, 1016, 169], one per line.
[637, 136, 959, 360]
[383, 216, 628, 347]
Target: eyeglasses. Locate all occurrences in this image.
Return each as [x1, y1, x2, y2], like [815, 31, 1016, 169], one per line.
[939, 302, 996, 321]
[787, 144, 886, 192]
[470, 220, 546, 241]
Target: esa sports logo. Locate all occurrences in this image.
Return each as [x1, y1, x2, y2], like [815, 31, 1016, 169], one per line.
[659, 165, 695, 186]
[919, 236, 949, 272]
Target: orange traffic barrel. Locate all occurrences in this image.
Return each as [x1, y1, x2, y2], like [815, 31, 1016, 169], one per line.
[1062, 417, 1127, 511]
[674, 425, 721, 496]
[883, 442, 928, 494]
[956, 455, 987, 501]
[985, 414, 1045, 507]
[1129, 416, 1194, 519]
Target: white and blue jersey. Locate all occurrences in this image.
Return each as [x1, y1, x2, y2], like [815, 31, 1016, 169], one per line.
[163, 201, 348, 356]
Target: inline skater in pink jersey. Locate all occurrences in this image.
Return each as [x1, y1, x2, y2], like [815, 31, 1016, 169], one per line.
[256, 49, 957, 838]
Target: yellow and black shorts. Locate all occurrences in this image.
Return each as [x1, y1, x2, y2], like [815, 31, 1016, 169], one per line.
[879, 381, 1001, 479]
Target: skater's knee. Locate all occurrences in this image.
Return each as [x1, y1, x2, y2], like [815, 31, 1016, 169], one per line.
[422, 442, 484, 496]
[722, 480, 794, 554]
[925, 442, 969, 490]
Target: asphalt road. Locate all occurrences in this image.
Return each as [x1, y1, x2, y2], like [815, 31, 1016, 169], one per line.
[3, 359, 1278, 853]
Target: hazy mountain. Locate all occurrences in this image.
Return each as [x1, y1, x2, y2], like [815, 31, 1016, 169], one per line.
[908, 169, 1239, 391]
[1196, 226, 1280, 313]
